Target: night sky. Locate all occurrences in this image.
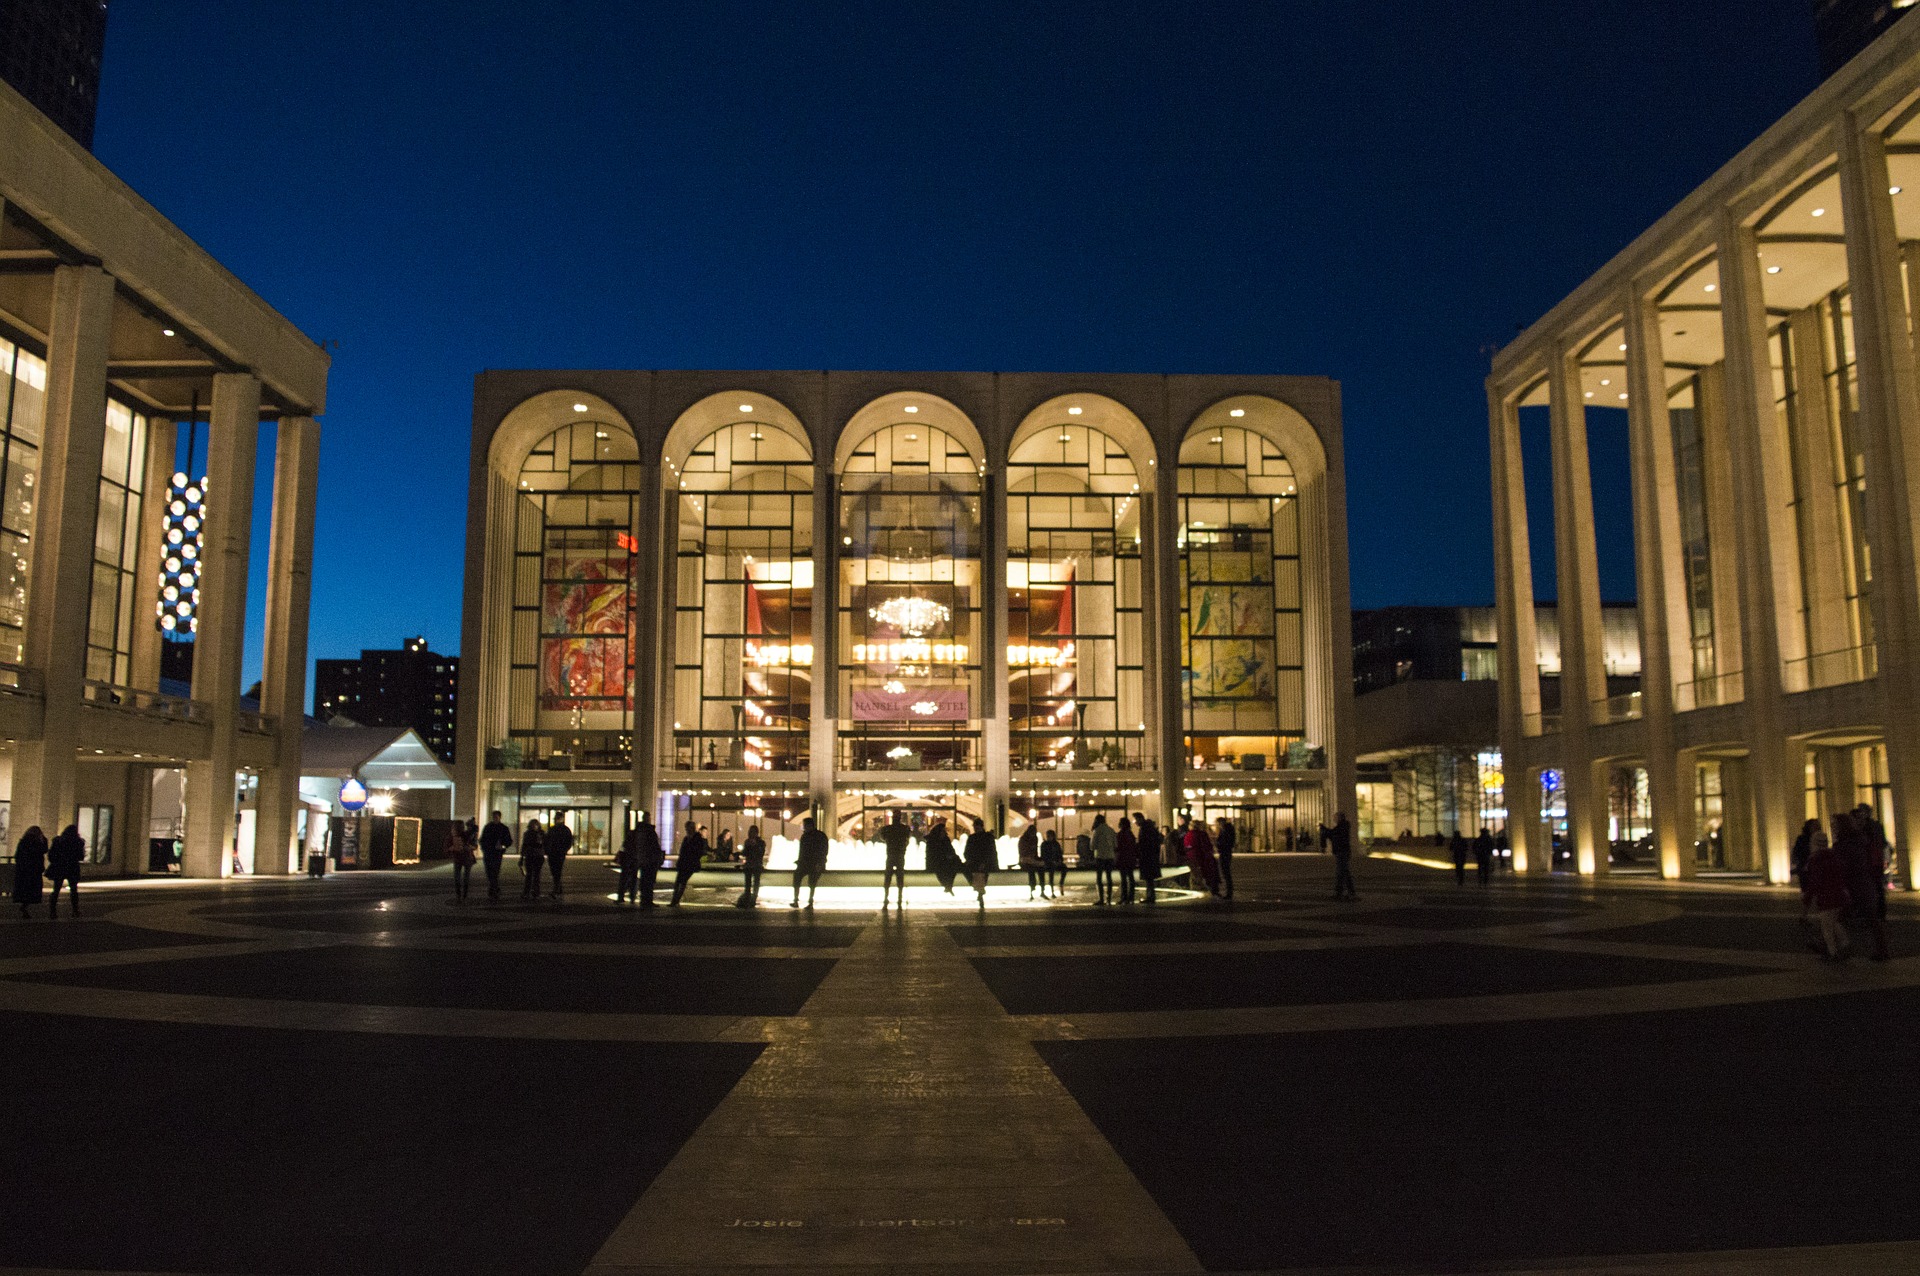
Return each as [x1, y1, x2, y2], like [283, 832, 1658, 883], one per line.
[90, 2, 1822, 694]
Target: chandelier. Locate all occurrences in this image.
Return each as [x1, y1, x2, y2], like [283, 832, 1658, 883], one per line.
[868, 594, 950, 637]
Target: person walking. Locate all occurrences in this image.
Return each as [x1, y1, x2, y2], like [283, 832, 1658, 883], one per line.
[741, 824, 767, 906]
[1186, 818, 1221, 897]
[1805, 818, 1851, 961]
[449, 821, 476, 902]
[519, 819, 547, 901]
[1114, 815, 1138, 904]
[1321, 810, 1356, 900]
[1841, 807, 1892, 961]
[615, 820, 641, 905]
[1451, 828, 1470, 886]
[962, 815, 997, 910]
[1135, 813, 1164, 904]
[633, 814, 664, 908]
[479, 811, 513, 902]
[1041, 828, 1066, 899]
[1473, 826, 1495, 886]
[670, 822, 708, 906]
[46, 824, 84, 918]
[1090, 814, 1117, 905]
[791, 816, 828, 909]
[879, 811, 914, 908]
[12, 826, 46, 919]
[1215, 816, 1237, 899]
[545, 814, 573, 898]
[1018, 823, 1043, 899]
[924, 817, 960, 895]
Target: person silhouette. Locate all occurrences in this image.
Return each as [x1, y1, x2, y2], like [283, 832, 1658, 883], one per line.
[879, 811, 913, 908]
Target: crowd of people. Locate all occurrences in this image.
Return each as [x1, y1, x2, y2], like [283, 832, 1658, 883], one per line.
[9, 824, 87, 918]
[1794, 804, 1895, 962]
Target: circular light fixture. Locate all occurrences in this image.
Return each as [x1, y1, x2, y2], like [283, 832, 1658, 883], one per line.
[161, 328, 175, 337]
[1617, 343, 1627, 352]
[172, 471, 188, 487]
[1584, 391, 1595, 399]
[1058, 432, 1071, 443]
[903, 405, 919, 414]
[595, 430, 608, 439]
[1618, 393, 1628, 400]
[1767, 265, 1781, 274]
[868, 595, 952, 636]
[572, 403, 587, 412]
[739, 403, 753, 412]
[1067, 406, 1082, 416]
[1811, 207, 1826, 217]
[1228, 408, 1246, 417]
[1704, 284, 1717, 293]
[160, 614, 177, 631]
[749, 431, 764, 441]
[1599, 378, 1611, 386]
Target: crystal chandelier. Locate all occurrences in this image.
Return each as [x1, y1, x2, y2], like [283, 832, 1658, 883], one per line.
[868, 594, 950, 637]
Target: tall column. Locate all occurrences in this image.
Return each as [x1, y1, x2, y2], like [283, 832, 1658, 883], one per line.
[1624, 287, 1692, 879]
[1837, 120, 1920, 888]
[1716, 213, 1803, 884]
[1487, 383, 1544, 873]
[1786, 308, 1852, 662]
[1547, 344, 1610, 876]
[253, 416, 319, 876]
[1151, 460, 1184, 828]
[983, 466, 1010, 822]
[1297, 434, 1354, 822]
[129, 418, 176, 693]
[629, 463, 663, 824]
[808, 461, 836, 823]
[1694, 366, 1747, 680]
[181, 373, 259, 878]
[12, 265, 114, 838]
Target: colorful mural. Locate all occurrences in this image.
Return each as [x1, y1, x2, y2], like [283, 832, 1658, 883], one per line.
[541, 552, 633, 708]
[1182, 550, 1275, 702]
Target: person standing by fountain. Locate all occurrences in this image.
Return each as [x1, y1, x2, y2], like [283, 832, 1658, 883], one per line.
[791, 817, 829, 910]
[962, 816, 998, 910]
[740, 824, 767, 906]
[879, 810, 914, 908]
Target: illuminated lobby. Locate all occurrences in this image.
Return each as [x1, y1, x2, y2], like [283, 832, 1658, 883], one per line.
[456, 371, 1353, 862]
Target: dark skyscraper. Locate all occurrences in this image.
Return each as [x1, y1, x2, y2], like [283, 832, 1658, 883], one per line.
[315, 637, 460, 762]
[0, 0, 108, 149]
[1815, 0, 1917, 76]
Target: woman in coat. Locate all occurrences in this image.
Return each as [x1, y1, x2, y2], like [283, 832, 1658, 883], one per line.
[1040, 829, 1066, 898]
[519, 819, 547, 901]
[670, 822, 709, 906]
[46, 824, 85, 918]
[13, 825, 47, 918]
[923, 817, 960, 895]
[1113, 817, 1139, 904]
[1018, 823, 1043, 899]
[961, 816, 998, 910]
[1186, 819, 1221, 897]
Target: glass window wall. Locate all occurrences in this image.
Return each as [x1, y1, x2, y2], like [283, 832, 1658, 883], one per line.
[88, 398, 146, 685]
[0, 337, 44, 665]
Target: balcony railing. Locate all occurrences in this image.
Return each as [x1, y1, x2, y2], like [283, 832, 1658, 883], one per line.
[1782, 643, 1878, 693]
[82, 680, 209, 723]
[1012, 731, 1153, 772]
[1675, 670, 1744, 713]
[1522, 711, 1561, 737]
[1593, 691, 1643, 725]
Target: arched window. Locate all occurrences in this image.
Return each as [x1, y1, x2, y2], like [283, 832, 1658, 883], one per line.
[672, 420, 813, 771]
[507, 421, 641, 768]
[1177, 425, 1303, 769]
[1007, 423, 1145, 770]
[837, 421, 982, 771]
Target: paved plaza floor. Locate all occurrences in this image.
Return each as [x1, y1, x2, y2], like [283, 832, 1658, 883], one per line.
[5, 853, 1919, 1275]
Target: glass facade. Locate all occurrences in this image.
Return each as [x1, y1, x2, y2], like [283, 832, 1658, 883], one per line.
[672, 420, 813, 772]
[508, 421, 641, 769]
[87, 398, 146, 686]
[1177, 426, 1304, 769]
[1819, 290, 1874, 655]
[1668, 378, 1717, 683]
[1006, 424, 1146, 771]
[0, 338, 44, 666]
[836, 422, 982, 772]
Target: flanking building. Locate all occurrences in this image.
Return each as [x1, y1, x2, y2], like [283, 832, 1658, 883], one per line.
[0, 78, 325, 875]
[457, 371, 1352, 858]
[1488, 16, 1920, 883]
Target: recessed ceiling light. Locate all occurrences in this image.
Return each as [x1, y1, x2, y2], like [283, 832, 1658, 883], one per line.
[1228, 408, 1246, 417]
[1058, 432, 1072, 442]
[1067, 406, 1082, 415]
[1811, 207, 1826, 217]
[1893, 186, 1904, 195]
[904, 405, 918, 413]
[1584, 391, 1595, 399]
[738, 403, 753, 412]
[1617, 343, 1627, 352]
[1767, 265, 1782, 274]
[749, 431, 764, 441]
[904, 433, 917, 440]
[594, 430, 608, 439]
[1599, 378, 1611, 386]
[1210, 434, 1224, 444]
[1704, 284, 1718, 293]
[1618, 393, 1628, 400]
[572, 403, 587, 412]
[161, 328, 175, 337]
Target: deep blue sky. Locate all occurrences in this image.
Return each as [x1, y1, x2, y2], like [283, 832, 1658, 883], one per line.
[91, 1, 1821, 694]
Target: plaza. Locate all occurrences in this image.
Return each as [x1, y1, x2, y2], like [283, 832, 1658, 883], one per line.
[3, 856, 1917, 1275]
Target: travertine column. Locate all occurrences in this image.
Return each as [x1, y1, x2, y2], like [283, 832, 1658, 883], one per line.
[808, 460, 836, 821]
[1785, 308, 1852, 662]
[1716, 214, 1803, 884]
[1694, 366, 1746, 680]
[983, 465, 1010, 817]
[181, 373, 259, 878]
[253, 416, 319, 875]
[1487, 383, 1544, 872]
[1624, 287, 1692, 879]
[1547, 344, 1610, 876]
[1837, 120, 1920, 888]
[1151, 458, 1184, 828]
[12, 264, 113, 838]
[629, 463, 662, 821]
[129, 418, 176, 693]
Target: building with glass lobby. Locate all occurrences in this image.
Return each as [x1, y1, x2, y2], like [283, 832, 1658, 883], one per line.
[457, 371, 1352, 862]
[1488, 14, 1920, 885]
[0, 78, 325, 875]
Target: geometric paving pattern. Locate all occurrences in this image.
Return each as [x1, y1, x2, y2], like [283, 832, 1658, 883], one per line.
[4, 856, 1919, 1274]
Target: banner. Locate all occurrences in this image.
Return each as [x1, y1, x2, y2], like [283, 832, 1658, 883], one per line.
[851, 686, 970, 721]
